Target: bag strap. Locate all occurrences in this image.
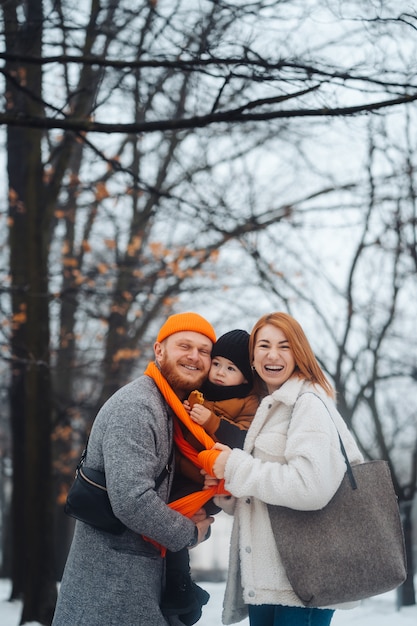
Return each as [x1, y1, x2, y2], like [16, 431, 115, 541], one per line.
[79, 437, 174, 491]
[335, 431, 357, 490]
[155, 445, 174, 490]
[76, 444, 87, 470]
[297, 392, 357, 490]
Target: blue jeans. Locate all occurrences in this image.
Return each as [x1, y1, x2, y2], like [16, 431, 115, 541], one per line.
[248, 604, 334, 626]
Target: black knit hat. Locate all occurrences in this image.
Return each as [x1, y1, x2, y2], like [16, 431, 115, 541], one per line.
[211, 329, 252, 384]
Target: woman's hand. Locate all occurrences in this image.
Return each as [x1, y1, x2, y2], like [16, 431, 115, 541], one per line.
[212, 443, 232, 479]
[201, 469, 220, 490]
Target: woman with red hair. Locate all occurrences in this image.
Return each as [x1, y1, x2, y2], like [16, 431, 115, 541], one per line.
[211, 312, 363, 626]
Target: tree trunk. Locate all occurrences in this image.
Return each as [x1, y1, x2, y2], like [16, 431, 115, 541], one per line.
[5, 1, 57, 623]
[397, 500, 416, 607]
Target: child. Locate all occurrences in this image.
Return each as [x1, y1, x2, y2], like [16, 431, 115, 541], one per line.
[188, 327, 257, 441]
[162, 329, 259, 625]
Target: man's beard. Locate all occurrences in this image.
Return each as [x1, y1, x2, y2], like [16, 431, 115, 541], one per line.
[159, 354, 206, 398]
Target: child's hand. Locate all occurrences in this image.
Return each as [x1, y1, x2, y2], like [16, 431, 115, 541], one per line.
[183, 400, 191, 414]
[190, 404, 211, 426]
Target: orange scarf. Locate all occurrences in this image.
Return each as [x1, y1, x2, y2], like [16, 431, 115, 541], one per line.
[144, 361, 228, 520]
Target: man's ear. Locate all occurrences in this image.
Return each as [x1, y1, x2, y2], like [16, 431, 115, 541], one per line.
[154, 341, 163, 363]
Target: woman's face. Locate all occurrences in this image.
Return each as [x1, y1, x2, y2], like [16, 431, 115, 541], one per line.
[252, 323, 296, 393]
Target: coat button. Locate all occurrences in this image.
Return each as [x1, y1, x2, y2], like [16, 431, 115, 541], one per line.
[245, 498, 251, 504]
[268, 403, 272, 409]
[245, 546, 251, 553]
[248, 590, 255, 598]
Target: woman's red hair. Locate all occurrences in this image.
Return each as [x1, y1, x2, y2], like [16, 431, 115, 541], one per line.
[249, 312, 334, 398]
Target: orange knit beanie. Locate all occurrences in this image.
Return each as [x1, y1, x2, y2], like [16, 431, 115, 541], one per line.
[156, 312, 216, 344]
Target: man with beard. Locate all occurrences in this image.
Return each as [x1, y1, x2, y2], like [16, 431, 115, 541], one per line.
[52, 313, 216, 626]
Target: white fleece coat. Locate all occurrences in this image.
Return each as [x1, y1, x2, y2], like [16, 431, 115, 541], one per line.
[219, 377, 363, 624]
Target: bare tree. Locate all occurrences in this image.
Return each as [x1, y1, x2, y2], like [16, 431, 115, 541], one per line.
[2, 1, 417, 622]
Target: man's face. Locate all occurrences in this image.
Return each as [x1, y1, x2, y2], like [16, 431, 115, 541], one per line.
[154, 331, 213, 398]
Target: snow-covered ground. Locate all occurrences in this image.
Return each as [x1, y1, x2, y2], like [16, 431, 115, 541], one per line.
[1, 577, 416, 626]
[2, 515, 415, 624]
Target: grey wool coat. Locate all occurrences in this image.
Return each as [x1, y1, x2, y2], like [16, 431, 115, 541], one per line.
[52, 375, 196, 626]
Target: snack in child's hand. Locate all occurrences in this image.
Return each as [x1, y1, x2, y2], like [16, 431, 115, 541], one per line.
[188, 390, 204, 407]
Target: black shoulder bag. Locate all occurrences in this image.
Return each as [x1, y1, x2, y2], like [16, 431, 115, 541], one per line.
[65, 440, 173, 535]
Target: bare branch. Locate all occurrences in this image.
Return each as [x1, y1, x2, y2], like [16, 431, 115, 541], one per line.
[1, 91, 417, 133]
